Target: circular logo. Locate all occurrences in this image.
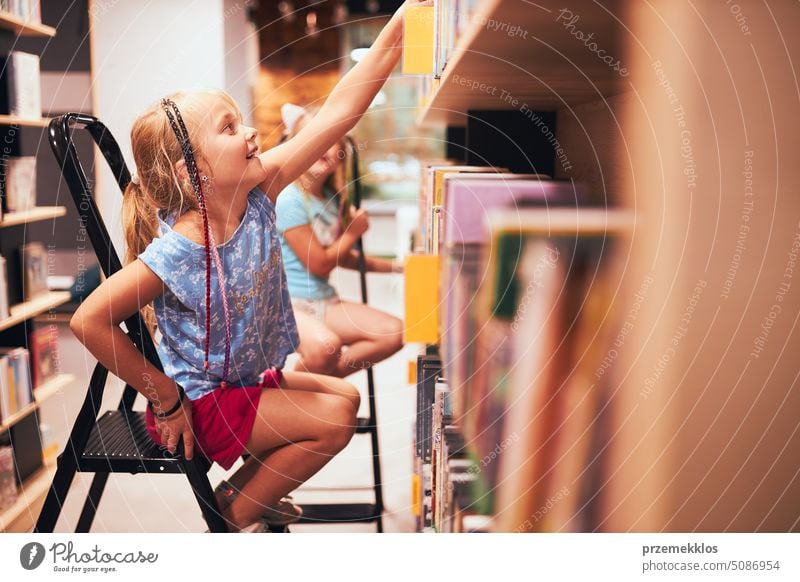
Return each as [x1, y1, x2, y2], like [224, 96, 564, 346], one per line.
[19, 542, 46, 570]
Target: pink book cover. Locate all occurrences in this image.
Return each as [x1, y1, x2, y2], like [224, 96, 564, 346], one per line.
[443, 178, 585, 246]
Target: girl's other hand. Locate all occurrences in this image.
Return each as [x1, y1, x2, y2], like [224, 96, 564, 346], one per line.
[347, 208, 370, 238]
[155, 399, 195, 460]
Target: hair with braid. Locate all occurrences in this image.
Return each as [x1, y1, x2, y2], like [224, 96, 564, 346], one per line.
[122, 89, 240, 383]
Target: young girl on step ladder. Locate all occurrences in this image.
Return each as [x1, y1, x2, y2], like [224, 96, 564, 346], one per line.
[70, 1, 424, 532]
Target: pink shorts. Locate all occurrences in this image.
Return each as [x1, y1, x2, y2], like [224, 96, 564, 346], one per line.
[145, 368, 284, 470]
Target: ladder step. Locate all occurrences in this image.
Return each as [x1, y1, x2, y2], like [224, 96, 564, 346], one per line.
[355, 416, 375, 433]
[296, 503, 380, 523]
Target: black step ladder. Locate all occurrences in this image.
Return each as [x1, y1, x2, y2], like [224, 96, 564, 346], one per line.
[35, 114, 230, 533]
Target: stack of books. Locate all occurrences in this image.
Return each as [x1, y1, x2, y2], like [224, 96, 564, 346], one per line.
[1, 156, 37, 215]
[0, 445, 17, 511]
[0, 51, 42, 119]
[0, 1, 42, 23]
[0, 346, 33, 424]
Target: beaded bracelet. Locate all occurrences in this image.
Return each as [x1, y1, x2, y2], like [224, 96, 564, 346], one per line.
[149, 385, 186, 420]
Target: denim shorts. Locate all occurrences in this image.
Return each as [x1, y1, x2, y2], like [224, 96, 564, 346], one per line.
[291, 296, 340, 322]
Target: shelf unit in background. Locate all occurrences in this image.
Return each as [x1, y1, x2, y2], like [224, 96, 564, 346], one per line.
[0, 205, 66, 228]
[0, 10, 55, 38]
[0, 114, 50, 127]
[0, 3, 69, 533]
[0, 373, 73, 532]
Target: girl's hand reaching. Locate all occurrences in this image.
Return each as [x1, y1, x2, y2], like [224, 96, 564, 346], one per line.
[154, 398, 195, 460]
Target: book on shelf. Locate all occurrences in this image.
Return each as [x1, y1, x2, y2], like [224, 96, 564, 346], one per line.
[402, 5, 435, 75]
[29, 324, 58, 389]
[1, 1, 42, 23]
[431, 0, 481, 79]
[439, 176, 582, 427]
[404, 254, 441, 344]
[471, 207, 632, 532]
[0, 445, 16, 512]
[0, 51, 41, 119]
[19, 241, 48, 301]
[1, 155, 36, 213]
[421, 165, 507, 255]
[0, 346, 32, 423]
[413, 353, 442, 531]
[442, 177, 584, 247]
[0, 254, 9, 319]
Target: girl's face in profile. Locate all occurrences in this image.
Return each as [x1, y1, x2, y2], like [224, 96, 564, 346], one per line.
[307, 141, 345, 185]
[199, 98, 266, 196]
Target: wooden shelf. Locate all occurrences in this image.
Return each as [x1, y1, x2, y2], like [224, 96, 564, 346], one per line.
[0, 11, 55, 38]
[35, 372, 74, 404]
[0, 458, 56, 532]
[417, 0, 628, 127]
[0, 206, 67, 228]
[0, 373, 74, 434]
[0, 115, 51, 127]
[0, 291, 72, 333]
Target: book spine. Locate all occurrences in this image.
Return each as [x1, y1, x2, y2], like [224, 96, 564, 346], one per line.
[0, 255, 9, 320]
[0, 356, 8, 422]
[16, 347, 31, 408]
[7, 349, 19, 415]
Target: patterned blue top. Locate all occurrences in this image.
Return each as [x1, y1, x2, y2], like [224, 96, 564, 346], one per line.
[139, 187, 300, 401]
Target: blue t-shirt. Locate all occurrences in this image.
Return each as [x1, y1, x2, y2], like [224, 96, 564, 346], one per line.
[139, 187, 300, 401]
[275, 183, 341, 300]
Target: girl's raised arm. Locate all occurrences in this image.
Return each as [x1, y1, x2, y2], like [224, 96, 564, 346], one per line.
[258, 1, 426, 202]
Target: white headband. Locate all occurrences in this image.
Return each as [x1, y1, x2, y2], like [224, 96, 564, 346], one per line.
[281, 103, 308, 135]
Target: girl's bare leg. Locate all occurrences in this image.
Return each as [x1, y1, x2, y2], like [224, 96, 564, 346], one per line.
[323, 301, 403, 378]
[222, 373, 358, 530]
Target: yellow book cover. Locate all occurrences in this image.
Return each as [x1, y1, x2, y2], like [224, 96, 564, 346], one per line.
[403, 254, 440, 343]
[402, 6, 434, 75]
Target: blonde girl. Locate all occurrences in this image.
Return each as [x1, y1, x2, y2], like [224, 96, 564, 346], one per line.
[70, 1, 422, 532]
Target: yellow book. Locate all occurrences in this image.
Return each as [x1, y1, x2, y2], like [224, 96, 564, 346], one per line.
[404, 254, 440, 343]
[411, 473, 421, 517]
[402, 6, 434, 75]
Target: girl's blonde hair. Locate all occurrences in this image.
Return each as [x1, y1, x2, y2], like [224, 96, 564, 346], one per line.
[122, 88, 242, 330]
[282, 105, 352, 222]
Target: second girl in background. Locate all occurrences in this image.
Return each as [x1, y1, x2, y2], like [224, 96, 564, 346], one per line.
[276, 104, 404, 378]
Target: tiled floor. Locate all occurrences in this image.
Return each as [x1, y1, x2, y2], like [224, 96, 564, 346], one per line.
[39, 208, 419, 533]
